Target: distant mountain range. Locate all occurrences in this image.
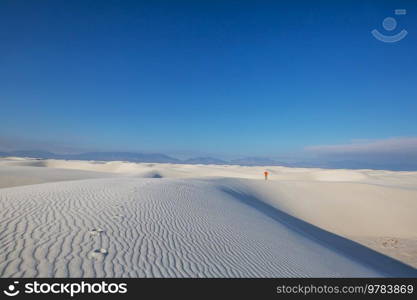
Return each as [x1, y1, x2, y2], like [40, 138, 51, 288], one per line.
[0, 150, 288, 166]
[230, 157, 289, 166]
[0, 150, 181, 163]
[183, 157, 228, 165]
[1, 150, 416, 171]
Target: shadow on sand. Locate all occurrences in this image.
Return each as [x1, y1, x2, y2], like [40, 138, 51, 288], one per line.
[221, 187, 417, 277]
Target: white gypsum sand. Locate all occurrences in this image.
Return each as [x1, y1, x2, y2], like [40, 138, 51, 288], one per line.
[0, 157, 416, 277]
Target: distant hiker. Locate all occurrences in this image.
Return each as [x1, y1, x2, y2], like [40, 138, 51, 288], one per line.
[264, 171, 269, 180]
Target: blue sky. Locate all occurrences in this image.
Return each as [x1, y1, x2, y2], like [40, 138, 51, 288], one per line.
[1, 0, 416, 161]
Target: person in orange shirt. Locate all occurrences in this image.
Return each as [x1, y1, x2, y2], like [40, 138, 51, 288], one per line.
[264, 171, 269, 180]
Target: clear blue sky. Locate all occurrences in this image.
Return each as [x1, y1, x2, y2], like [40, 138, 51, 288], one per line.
[1, 0, 416, 159]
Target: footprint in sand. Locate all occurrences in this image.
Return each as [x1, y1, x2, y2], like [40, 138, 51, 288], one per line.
[113, 214, 125, 220]
[382, 238, 399, 248]
[88, 248, 108, 261]
[89, 229, 104, 236]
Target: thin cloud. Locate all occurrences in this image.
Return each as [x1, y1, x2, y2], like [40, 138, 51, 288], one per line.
[306, 137, 417, 155]
[305, 137, 417, 168]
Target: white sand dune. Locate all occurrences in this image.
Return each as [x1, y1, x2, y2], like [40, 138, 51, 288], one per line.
[0, 157, 416, 277]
